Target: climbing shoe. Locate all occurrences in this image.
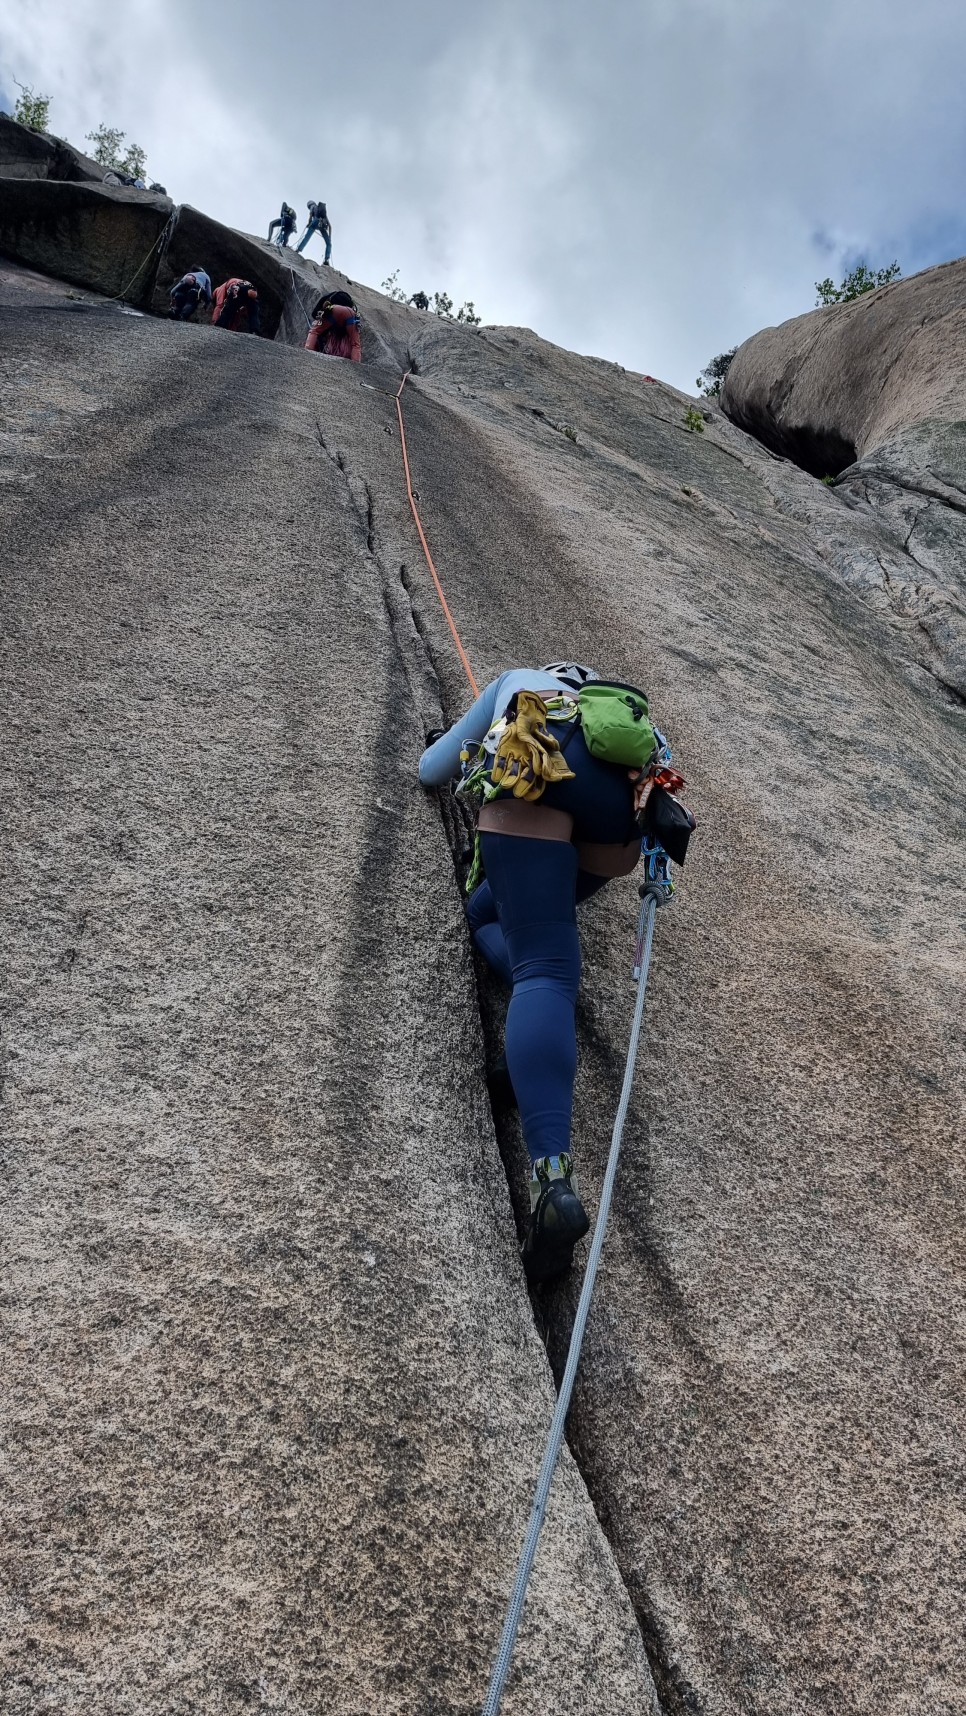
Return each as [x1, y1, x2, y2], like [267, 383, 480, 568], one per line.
[521, 1153, 590, 1285]
[486, 1050, 517, 1112]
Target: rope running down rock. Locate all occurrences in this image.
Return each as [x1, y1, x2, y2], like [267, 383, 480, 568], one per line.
[113, 213, 175, 306]
[395, 369, 480, 698]
[480, 886, 664, 1716]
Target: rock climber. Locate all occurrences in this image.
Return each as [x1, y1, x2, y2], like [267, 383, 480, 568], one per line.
[268, 202, 297, 248]
[211, 278, 262, 336]
[296, 200, 332, 264]
[168, 266, 212, 321]
[419, 662, 657, 1285]
[304, 291, 361, 362]
[409, 291, 430, 310]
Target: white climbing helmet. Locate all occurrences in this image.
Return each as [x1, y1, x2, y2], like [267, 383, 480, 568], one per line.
[540, 661, 600, 691]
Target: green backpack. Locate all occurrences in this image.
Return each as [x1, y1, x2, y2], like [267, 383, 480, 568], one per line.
[576, 681, 656, 768]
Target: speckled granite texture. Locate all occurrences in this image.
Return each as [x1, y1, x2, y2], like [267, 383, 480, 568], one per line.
[2, 252, 964, 1716]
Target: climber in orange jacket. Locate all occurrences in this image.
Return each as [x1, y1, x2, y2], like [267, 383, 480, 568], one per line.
[304, 291, 361, 363]
[212, 278, 262, 336]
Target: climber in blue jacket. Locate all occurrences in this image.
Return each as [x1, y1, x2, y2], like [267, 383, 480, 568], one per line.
[419, 663, 644, 1284]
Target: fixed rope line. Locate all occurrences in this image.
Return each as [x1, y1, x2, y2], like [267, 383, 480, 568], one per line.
[395, 370, 480, 698]
[480, 884, 664, 1716]
[114, 214, 174, 306]
[286, 263, 314, 328]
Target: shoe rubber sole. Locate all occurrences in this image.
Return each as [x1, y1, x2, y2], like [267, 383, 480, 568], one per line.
[522, 1183, 590, 1285]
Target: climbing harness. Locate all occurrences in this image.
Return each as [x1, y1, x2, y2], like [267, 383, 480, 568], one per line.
[480, 874, 670, 1716]
[395, 371, 480, 697]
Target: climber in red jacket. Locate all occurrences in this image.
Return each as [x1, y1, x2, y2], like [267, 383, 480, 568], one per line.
[212, 278, 262, 336]
[304, 291, 361, 362]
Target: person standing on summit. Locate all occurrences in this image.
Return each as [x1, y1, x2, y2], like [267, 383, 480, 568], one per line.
[296, 200, 332, 264]
[267, 202, 297, 248]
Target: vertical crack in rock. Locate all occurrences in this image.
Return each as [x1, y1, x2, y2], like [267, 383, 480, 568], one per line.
[313, 429, 670, 1708]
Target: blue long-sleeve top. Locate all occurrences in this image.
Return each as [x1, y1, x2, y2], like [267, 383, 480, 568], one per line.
[418, 669, 574, 787]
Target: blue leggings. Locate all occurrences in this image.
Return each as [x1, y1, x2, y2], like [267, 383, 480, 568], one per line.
[473, 836, 581, 1161]
[468, 731, 637, 1161]
[471, 838, 621, 1162]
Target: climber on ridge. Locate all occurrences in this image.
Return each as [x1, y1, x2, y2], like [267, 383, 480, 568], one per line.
[419, 662, 661, 1285]
[211, 278, 262, 336]
[296, 200, 332, 264]
[268, 202, 297, 248]
[304, 290, 361, 362]
[168, 266, 212, 321]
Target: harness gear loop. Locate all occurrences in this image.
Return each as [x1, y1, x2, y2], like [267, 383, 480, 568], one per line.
[480, 887, 666, 1716]
[395, 371, 480, 698]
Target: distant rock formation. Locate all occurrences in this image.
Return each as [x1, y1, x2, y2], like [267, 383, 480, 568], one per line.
[722, 264, 966, 698]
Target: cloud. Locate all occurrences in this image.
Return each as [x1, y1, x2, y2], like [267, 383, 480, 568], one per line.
[3, 0, 966, 387]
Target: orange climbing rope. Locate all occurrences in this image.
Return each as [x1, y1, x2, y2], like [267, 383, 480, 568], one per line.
[395, 371, 480, 698]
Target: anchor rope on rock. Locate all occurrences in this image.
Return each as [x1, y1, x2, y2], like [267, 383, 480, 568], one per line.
[113, 213, 176, 306]
[286, 263, 314, 329]
[479, 884, 664, 1716]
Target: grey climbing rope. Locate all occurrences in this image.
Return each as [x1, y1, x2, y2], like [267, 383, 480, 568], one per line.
[480, 883, 666, 1716]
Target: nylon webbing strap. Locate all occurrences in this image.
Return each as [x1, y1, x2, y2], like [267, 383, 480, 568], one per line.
[480, 888, 662, 1715]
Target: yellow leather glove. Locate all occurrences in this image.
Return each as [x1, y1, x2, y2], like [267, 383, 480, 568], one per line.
[490, 691, 576, 801]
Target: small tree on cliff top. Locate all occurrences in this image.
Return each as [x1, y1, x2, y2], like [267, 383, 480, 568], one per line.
[85, 123, 147, 181]
[381, 270, 482, 325]
[696, 347, 737, 398]
[13, 79, 51, 132]
[815, 260, 901, 306]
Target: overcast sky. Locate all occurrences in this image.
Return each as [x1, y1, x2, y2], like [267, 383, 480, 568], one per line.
[3, 0, 966, 390]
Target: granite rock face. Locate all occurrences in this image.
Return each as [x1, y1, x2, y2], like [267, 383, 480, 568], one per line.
[0, 178, 172, 305]
[0, 112, 106, 184]
[2, 220, 965, 1716]
[722, 261, 966, 698]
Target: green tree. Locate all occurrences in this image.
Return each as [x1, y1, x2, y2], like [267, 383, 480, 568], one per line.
[12, 79, 51, 132]
[380, 269, 409, 302]
[815, 260, 901, 306]
[382, 271, 482, 324]
[696, 346, 737, 398]
[85, 123, 147, 181]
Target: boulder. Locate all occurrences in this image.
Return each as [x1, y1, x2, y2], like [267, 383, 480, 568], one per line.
[0, 112, 58, 179]
[720, 259, 966, 472]
[0, 178, 171, 306]
[722, 262, 966, 698]
[50, 136, 119, 185]
[0, 113, 112, 184]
